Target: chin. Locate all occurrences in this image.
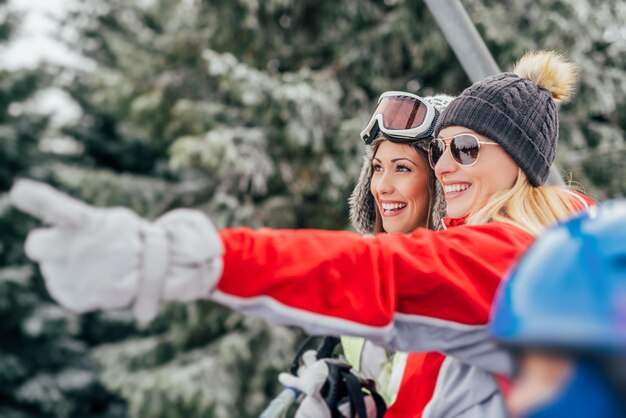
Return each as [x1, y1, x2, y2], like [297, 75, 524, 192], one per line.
[383, 225, 400, 233]
[382, 221, 408, 233]
[446, 206, 470, 220]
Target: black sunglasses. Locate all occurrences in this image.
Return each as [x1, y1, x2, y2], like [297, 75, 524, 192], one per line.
[428, 133, 500, 169]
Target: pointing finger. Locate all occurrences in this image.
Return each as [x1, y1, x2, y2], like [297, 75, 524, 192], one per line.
[10, 179, 94, 228]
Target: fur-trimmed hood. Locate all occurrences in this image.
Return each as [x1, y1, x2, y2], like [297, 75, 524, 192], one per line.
[349, 94, 455, 233]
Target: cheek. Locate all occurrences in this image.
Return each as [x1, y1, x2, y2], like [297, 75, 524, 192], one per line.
[498, 164, 519, 188]
[476, 157, 518, 192]
[492, 150, 519, 185]
[406, 176, 430, 208]
[485, 169, 517, 192]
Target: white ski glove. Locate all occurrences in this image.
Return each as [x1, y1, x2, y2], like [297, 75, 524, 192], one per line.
[279, 350, 335, 418]
[278, 350, 380, 418]
[10, 179, 223, 322]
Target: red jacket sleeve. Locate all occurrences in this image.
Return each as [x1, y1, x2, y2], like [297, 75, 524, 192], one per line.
[216, 223, 534, 330]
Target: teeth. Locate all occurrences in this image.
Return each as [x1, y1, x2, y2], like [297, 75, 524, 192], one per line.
[382, 203, 407, 212]
[444, 184, 470, 194]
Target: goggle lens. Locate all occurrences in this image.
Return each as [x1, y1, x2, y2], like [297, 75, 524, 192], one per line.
[372, 96, 428, 130]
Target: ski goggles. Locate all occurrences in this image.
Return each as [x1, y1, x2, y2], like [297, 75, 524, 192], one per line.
[428, 133, 500, 169]
[360, 91, 439, 145]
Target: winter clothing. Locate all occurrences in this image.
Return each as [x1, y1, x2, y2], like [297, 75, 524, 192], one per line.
[349, 95, 454, 233]
[10, 179, 224, 323]
[344, 186, 593, 415]
[435, 51, 577, 186]
[340, 338, 397, 404]
[215, 219, 532, 417]
[10, 182, 593, 418]
[213, 190, 592, 418]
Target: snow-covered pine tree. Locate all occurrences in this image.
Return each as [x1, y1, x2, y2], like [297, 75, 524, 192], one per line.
[4, 0, 626, 416]
[0, 1, 126, 416]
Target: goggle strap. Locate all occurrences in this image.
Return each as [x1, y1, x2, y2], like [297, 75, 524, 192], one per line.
[420, 108, 440, 139]
[364, 120, 380, 145]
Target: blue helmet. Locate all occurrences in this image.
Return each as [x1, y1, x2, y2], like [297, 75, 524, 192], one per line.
[490, 199, 626, 351]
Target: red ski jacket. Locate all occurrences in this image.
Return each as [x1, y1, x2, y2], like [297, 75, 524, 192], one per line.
[211, 193, 593, 417]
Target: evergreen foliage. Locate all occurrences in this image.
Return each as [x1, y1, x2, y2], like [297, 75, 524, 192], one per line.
[1, 0, 624, 416]
[0, 1, 124, 416]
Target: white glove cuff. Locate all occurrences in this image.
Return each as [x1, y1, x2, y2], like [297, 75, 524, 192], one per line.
[133, 222, 170, 322]
[131, 209, 223, 323]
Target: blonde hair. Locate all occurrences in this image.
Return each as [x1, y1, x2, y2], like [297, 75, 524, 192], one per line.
[466, 170, 579, 237]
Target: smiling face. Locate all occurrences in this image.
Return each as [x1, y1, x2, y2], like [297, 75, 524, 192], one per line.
[370, 141, 431, 233]
[434, 126, 519, 219]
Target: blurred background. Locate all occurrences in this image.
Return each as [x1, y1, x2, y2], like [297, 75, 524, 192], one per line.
[0, 0, 624, 417]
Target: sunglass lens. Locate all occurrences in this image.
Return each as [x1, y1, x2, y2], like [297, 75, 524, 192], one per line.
[428, 139, 445, 168]
[451, 135, 480, 165]
[378, 96, 427, 130]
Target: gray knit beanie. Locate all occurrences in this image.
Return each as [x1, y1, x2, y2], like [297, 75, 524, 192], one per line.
[349, 94, 455, 234]
[435, 51, 577, 186]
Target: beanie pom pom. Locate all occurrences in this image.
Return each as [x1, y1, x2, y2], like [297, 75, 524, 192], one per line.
[513, 50, 577, 103]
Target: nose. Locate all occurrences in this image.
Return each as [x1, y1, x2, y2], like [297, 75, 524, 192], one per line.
[434, 145, 458, 179]
[374, 171, 394, 195]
